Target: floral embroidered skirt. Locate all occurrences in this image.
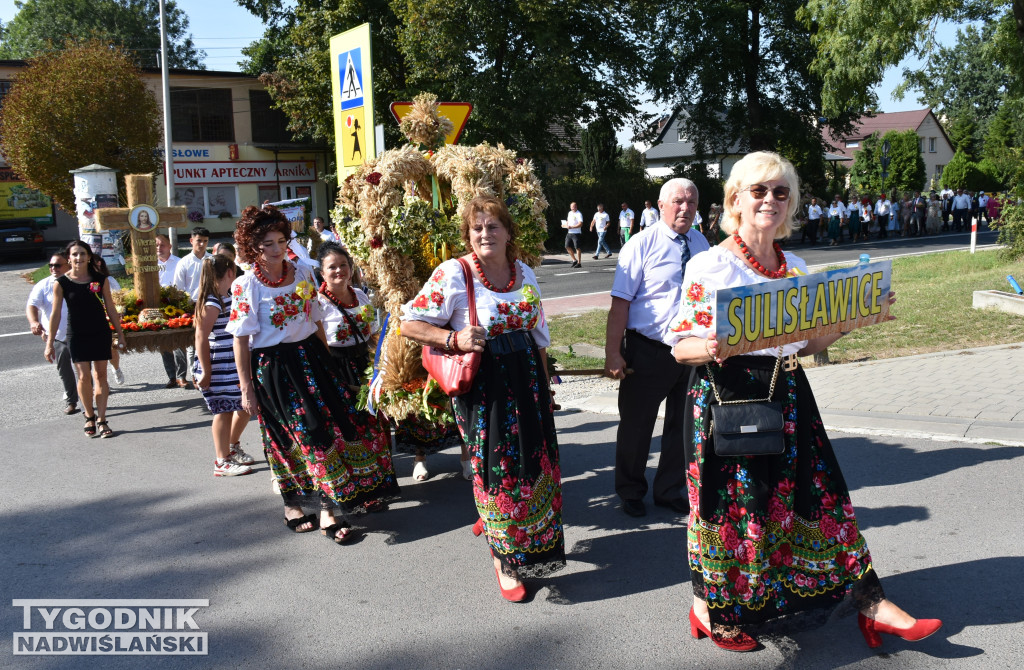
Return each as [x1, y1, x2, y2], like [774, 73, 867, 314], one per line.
[393, 417, 460, 456]
[327, 342, 370, 388]
[252, 335, 400, 512]
[685, 355, 884, 630]
[453, 334, 565, 579]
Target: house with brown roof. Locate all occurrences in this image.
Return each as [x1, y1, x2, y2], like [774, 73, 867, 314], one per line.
[824, 109, 954, 190]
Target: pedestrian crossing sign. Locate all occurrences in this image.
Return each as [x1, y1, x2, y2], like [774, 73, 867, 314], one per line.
[330, 24, 375, 178]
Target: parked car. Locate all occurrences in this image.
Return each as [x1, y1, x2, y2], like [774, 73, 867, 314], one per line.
[0, 218, 47, 260]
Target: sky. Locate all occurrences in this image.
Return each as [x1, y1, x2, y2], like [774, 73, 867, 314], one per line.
[0, 1, 969, 144]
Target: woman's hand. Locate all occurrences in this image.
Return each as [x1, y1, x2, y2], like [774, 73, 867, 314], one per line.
[43, 342, 55, 363]
[195, 370, 211, 391]
[456, 325, 488, 353]
[241, 386, 258, 416]
[116, 334, 126, 351]
[885, 290, 897, 321]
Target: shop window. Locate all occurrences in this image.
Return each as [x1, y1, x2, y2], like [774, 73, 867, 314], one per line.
[171, 87, 234, 142]
[250, 90, 294, 144]
[173, 186, 240, 220]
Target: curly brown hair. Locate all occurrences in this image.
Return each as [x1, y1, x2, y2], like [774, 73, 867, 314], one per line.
[459, 195, 518, 263]
[233, 205, 292, 264]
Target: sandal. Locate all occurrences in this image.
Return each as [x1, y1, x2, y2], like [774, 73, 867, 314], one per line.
[284, 513, 319, 533]
[321, 521, 358, 545]
[83, 415, 97, 437]
[96, 420, 114, 439]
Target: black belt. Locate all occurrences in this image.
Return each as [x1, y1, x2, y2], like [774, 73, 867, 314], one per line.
[626, 329, 669, 350]
[487, 330, 535, 355]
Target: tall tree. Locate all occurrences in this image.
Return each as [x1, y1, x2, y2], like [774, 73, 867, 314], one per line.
[0, 39, 163, 212]
[578, 118, 620, 180]
[238, 0, 648, 154]
[0, 0, 205, 69]
[646, 0, 855, 188]
[799, 0, 1009, 117]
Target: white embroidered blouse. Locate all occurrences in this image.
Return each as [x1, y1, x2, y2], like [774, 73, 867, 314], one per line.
[663, 246, 810, 357]
[400, 258, 551, 348]
[225, 262, 323, 349]
[319, 287, 378, 348]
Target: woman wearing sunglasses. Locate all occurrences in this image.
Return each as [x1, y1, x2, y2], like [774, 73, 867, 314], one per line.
[664, 152, 940, 652]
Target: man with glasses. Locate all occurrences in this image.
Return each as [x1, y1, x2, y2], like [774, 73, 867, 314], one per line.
[26, 252, 79, 415]
[604, 178, 710, 518]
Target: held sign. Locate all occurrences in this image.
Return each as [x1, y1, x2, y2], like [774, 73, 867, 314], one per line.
[715, 261, 892, 358]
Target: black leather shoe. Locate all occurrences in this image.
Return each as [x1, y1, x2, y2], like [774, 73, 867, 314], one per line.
[621, 499, 647, 517]
[654, 498, 690, 515]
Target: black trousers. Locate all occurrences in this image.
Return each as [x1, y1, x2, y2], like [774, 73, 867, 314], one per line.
[54, 338, 78, 405]
[614, 330, 692, 503]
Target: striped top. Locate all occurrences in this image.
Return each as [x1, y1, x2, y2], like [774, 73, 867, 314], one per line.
[195, 294, 242, 403]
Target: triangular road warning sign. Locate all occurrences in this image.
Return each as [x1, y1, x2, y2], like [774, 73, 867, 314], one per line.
[390, 102, 473, 145]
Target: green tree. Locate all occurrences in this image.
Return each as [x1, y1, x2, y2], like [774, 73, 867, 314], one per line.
[940, 150, 979, 190]
[0, 39, 163, 212]
[578, 118, 620, 180]
[849, 133, 882, 194]
[240, 0, 648, 156]
[646, 0, 856, 190]
[0, 0, 204, 69]
[880, 130, 927, 193]
[799, 0, 1016, 118]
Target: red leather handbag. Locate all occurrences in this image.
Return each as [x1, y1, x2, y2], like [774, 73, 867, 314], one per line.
[421, 258, 481, 396]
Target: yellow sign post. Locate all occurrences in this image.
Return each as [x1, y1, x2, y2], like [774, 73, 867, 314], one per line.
[330, 24, 375, 177]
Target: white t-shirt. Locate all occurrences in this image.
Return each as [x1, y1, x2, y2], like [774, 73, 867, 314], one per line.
[158, 254, 180, 287]
[566, 210, 583, 233]
[400, 259, 550, 347]
[27, 275, 68, 342]
[807, 204, 823, 220]
[874, 199, 891, 216]
[172, 252, 212, 300]
[640, 206, 659, 229]
[665, 246, 810, 357]
[592, 211, 610, 232]
[828, 202, 847, 218]
[225, 264, 323, 349]
[619, 208, 635, 230]
[952, 194, 972, 210]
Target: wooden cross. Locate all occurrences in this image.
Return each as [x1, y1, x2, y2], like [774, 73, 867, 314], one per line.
[94, 174, 189, 309]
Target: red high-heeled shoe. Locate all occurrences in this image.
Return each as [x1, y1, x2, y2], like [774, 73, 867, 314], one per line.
[494, 564, 526, 602]
[688, 608, 757, 652]
[858, 613, 942, 648]
[471, 518, 484, 537]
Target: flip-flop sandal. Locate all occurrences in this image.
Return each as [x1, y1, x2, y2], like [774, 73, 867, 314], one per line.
[321, 521, 358, 545]
[96, 420, 114, 438]
[284, 514, 319, 533]
[83, 415, 97, 437]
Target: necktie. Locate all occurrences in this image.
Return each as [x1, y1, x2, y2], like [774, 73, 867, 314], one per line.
[680, 234, 691, 282]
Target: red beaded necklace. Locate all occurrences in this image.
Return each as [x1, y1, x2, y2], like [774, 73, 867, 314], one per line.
[319, 282, 358, 309]
[471, 253, 516, 292]
[254, 259, 289, 287]
[732, 234, 788, 279]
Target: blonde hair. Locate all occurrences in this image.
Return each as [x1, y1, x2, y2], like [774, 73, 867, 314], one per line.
[721, 151, 801, 239]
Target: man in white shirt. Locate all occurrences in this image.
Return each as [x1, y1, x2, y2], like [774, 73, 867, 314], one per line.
[804, 197, 823, 244]
[952, 189, 972, 231]
[27, 251, 79, 415]
[157, 234, 188, 388]
[639, 200, 659, 231]
[874, 194, 891, 239]
[604, 178, 710, 518]
[564, 201, 584, 268]
[977, 191, 991, 226]
[312, 216, 338, 244]
[618, 202, 635, 246]
[172, 226, 211, 300]
[590, 203, 612, 259]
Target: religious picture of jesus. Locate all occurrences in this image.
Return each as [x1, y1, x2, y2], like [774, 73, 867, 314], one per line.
[130, 204, 159, 232]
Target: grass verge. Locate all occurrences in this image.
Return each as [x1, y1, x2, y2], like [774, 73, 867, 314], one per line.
[548, 249, 1024, 368]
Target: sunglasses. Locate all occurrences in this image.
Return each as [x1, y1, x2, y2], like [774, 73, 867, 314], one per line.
[48, 263, 64, 268]
[741, 184, 791, 201]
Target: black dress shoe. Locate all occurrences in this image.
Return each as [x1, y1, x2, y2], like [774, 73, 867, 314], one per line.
[621, 499, 647, 517]
[654, 498, 690, 514]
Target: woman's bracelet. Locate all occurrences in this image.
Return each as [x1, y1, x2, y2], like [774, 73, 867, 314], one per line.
[445, 330, 456, 352]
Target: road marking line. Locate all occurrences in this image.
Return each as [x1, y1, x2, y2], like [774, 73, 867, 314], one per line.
[553, 271, 589, 277]
[0, 331, 32, 338]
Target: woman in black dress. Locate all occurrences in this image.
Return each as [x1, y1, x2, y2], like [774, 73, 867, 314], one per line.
[44, 241, 126, 438]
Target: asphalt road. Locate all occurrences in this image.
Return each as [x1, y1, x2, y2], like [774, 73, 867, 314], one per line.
[534, 228, 1000, 300]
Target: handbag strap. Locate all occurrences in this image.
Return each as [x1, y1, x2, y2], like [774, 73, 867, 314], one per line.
[457, 257, 478, 327]
[705, 346, 783, 405]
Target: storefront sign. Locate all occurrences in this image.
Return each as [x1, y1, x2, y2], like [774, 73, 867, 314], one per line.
[0, 167, 54, 225]
[715, 261, 892, 358]
[170, 161, 316, 185]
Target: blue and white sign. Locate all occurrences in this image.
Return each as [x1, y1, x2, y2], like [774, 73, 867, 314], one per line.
[339, 48, 364, 111]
